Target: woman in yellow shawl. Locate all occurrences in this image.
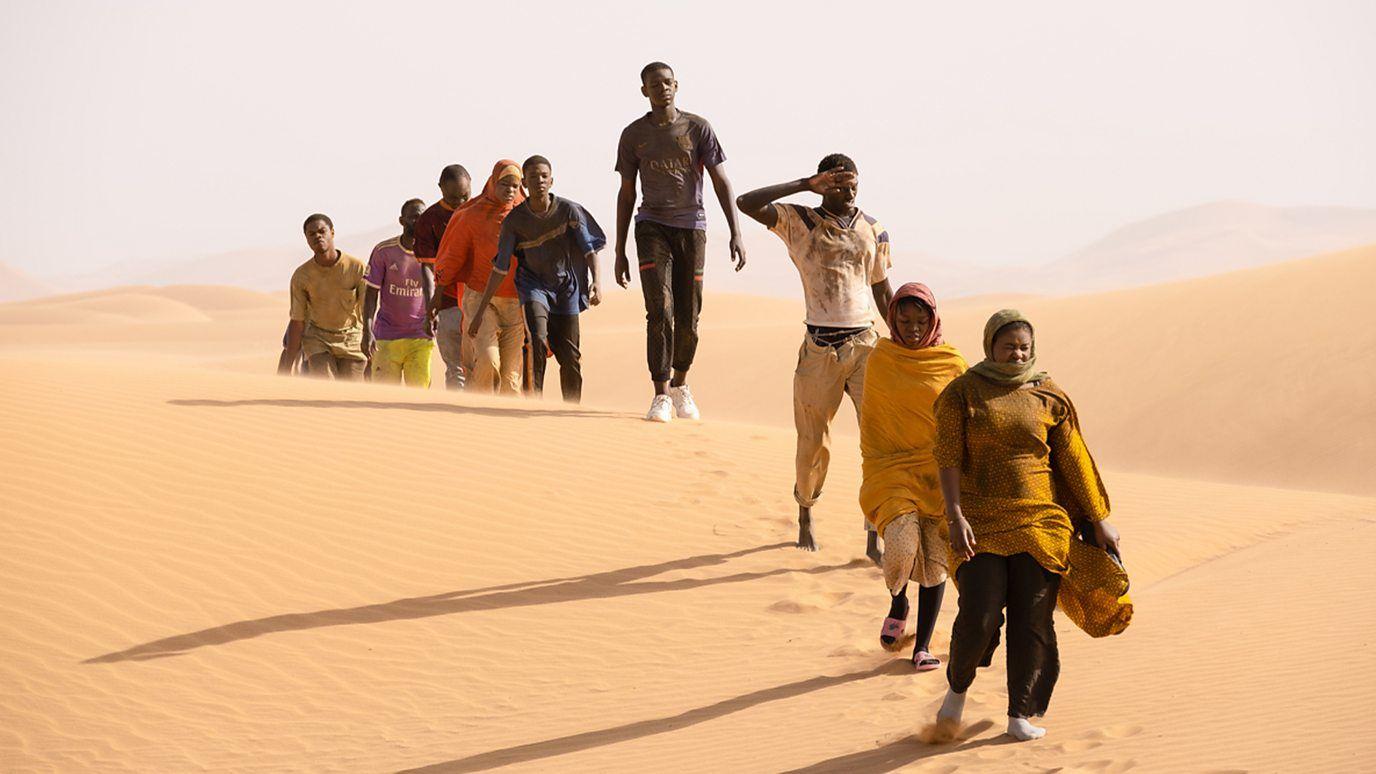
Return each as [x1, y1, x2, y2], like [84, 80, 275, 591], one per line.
[859, 283, 966, 671]
[932, 309, 1127, 742]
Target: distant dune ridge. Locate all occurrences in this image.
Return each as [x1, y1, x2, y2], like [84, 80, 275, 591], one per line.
[1, 243, 1374, 771]
[0, 262, 54, 303]
[33, 201, 1376, 302]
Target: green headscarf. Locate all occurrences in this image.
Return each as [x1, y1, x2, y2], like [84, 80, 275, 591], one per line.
[968, 308, 1048, 385]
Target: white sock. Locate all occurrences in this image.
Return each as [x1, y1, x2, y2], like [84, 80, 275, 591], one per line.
[937, 689, 965, 722]
[1007, 716, 1047, 741]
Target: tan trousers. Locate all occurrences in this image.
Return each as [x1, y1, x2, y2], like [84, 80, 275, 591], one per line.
[462, 289, 524, 396]
[793, 328, 878, 513]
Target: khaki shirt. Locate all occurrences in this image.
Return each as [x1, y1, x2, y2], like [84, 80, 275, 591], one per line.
[289, 252, 367, 332]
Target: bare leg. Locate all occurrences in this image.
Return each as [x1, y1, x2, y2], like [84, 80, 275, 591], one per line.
[797, 505, 818, 551]
[866, 531, 883, 566]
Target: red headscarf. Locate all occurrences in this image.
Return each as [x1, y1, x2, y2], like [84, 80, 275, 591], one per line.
[886, 282, 943, 348]
[433, 160, 526, 293]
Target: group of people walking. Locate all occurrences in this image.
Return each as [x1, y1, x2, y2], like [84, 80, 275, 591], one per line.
[278, 61, 1132, 742]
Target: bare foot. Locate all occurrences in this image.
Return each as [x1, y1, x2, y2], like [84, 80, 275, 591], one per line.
[796, 507, 818, 551]
[866, 531, 883, 566]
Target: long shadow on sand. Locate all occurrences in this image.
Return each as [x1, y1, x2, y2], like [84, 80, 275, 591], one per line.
[782, 721, 1009, 773]
[168, 398, 627, 420]
[85, 543, 864, 664]
[398, 660, 931, 773]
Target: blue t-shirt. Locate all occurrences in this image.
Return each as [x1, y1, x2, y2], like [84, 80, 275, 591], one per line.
[493, 195, 606, 314]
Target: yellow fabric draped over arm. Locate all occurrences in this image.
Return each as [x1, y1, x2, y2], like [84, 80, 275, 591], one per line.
[1049, 391, 1133, 637]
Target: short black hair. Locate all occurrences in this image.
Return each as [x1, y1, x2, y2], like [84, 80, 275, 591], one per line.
[402, 198, 425, 213]
[302, 213, 333, 232]
[522, 155, 552, 174]
[817, 153, 857, 174]
[640, 61, 673, 84]
[438, 164, 470, 184]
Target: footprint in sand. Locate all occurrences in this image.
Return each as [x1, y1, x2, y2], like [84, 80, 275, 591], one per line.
[1053, 738, 1103, 753]
[1097, 723, 1145, 739]
[974, 745, 1017, 760]
[769, 591, 851, 614]
[1068, 760, 1138, 773]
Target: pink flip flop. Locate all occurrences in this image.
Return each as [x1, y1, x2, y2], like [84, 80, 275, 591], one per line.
[880, 617, 906, 651]
[912, 650, 941, 672]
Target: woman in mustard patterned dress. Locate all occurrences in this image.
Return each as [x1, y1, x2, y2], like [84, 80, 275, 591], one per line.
[930, 309, 1125, 742]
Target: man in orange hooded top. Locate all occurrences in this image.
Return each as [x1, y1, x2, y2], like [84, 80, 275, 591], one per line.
[433, 160, 526, 395]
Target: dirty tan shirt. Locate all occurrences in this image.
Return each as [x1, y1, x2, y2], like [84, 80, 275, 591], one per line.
[769, 203, 891, 327]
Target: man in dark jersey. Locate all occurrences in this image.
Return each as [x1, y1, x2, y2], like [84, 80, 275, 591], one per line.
[614, 61, 746, 423]
[467, 155, 605, 403]
[417, 164, 471, 389]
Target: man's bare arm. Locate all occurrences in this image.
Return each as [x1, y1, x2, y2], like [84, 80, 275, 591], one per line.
[584, 251, 602, 306]
[278, 319, 305, 375]
[420, 266, 436, 335]
[363, 286, 379, 357]
[871, 279, 894, 328]
[706, 162, 747, 271]
[614, 173, 636, 288]
[465, 271, 503, 338]
[736, 179, 810, 229]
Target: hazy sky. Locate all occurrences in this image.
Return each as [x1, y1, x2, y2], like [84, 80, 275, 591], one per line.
[2, 0, 1374, 280]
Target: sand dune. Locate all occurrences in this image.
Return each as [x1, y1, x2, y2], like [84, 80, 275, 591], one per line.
[2, 244, 1373, 771]
[590, 243, 1376, 496]
[38, 201, 1376, 302]
[0, 262, 54, 303]
[1046, 200, 1376, 292]
[1, 358, 1371, 772]
[3, 243, 1371, 496]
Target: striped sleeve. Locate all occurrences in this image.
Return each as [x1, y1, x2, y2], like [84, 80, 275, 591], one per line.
[870, 218, 891, 282]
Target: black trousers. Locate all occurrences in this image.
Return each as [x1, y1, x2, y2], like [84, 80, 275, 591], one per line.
[635, 220, 706, 383]
[523, 303, 582, 403]
[947, 552, 1061, 718]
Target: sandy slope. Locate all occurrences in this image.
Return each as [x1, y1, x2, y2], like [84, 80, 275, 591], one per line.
[595, 243, 1376, 496]
[2, 247, 1374, 771]
[0, 358, 1372, 773]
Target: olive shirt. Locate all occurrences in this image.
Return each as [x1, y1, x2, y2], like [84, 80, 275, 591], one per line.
[288, 252, 368, 360]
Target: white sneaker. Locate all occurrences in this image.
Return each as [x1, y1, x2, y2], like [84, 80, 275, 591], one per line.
[669, 385, 700, 420]
[645, 394, 674, 423]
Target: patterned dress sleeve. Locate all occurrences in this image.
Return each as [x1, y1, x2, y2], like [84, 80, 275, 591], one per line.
[1048, 391, 1112, 523]
[933, 379, 967, 469]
